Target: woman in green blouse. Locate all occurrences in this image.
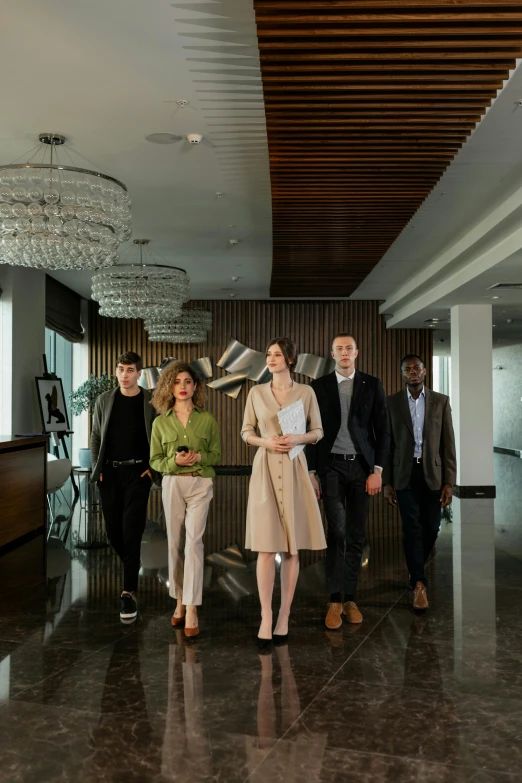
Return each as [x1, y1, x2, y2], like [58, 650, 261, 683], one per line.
[150, 361, 221, 637]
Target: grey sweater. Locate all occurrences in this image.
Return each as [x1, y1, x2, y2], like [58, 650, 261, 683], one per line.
[331, 377, 359, 455]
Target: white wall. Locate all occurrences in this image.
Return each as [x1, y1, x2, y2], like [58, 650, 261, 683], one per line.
[71, 298, 90, 464]
[492, 341, 522, 449]
[0, 266, 46, 434]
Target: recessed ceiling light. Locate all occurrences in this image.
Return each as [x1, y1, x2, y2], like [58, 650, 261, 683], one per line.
[483, 295, 501, 300]
[145, 133, 182, 144]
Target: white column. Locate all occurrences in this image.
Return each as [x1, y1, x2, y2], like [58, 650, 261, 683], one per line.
[451, 304, 494, 491]
[0, 266, 46, 434]
[451, 306, 496, 682]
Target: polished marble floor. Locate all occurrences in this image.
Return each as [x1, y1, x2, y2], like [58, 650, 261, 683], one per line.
[1, 456, 522, 782]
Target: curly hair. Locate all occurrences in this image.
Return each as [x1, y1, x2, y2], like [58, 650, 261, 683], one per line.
[151, 361, 205, 414]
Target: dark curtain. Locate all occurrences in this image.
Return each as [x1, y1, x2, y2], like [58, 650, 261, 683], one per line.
[46, 275, 84, 343]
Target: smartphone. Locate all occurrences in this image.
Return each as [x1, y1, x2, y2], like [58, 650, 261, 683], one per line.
[177, 446, 189, 453]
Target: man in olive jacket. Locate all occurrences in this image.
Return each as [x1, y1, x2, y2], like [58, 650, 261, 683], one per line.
[383, 354, 456, 610]
[91, 351, 157, 621]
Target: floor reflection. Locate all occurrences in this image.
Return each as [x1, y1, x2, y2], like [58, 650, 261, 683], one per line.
[1, 458, 522, 781]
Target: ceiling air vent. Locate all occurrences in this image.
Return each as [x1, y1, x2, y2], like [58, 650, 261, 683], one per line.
[488, 283, 522, 290]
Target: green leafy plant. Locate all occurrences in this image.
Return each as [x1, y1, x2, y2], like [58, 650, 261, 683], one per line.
[69, 372, 117, 416]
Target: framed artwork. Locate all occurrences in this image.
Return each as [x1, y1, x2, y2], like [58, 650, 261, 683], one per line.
[35, 377, 70, 434]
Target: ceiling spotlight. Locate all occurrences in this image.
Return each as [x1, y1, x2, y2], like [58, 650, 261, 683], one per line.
[145, 133, 182, 144]
[176, 100, 189, 109]
[230, 293, 236, 298]
[215, 192, 224, 198]
[229, 238, 239, 246]
[231, 276, 240, 282]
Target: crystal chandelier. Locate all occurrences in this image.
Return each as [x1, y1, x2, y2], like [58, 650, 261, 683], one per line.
[91, 239, 190, 319]
[0, 133, 131, 270]
[145, 308, 212, 343]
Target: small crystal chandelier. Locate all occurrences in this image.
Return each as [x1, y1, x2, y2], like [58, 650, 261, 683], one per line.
[145, 308, 212, 343]
[0, 133, 131, 270]
[91, 239, 190, 319]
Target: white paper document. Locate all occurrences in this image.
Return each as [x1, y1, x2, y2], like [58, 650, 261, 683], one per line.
[277, 399, 306, 461]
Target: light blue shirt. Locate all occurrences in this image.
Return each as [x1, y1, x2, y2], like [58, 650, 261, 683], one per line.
[408, 387, 425, 458]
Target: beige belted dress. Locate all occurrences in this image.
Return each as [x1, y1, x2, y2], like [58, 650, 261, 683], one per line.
[241, 381, 327, 554]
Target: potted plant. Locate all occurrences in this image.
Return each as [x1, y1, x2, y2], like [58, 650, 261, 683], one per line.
[69, 372, 118, 468]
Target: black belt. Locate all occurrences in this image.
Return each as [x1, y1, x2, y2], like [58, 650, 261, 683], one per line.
[106, 458, 145, 468]
[330, 453, 357, 461]
[413, 457, 423, 465]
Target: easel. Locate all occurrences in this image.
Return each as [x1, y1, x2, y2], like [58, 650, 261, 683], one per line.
[41, 354, 79, 498]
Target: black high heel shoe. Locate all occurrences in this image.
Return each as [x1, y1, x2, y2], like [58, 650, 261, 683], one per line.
[272, 633, 289, 645]
[256, 636, 273, 650]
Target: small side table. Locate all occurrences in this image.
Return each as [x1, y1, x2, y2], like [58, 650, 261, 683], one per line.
[72, 467, 108, 550]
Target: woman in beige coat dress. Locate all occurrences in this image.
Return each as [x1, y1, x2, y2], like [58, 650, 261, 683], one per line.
[241, 337, 326, 646]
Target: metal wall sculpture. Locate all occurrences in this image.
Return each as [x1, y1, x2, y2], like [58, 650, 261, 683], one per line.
[138, 357, 213, 391]
[138, 341, 335, 399]
[207, 338, 336, 399]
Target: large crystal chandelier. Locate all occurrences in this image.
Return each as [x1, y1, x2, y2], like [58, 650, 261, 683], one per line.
[0, 133, 131, 270]
[91, 239, 190, 319]
[145, 308, 212, 343]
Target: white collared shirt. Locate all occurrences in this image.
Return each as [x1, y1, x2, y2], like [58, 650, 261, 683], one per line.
[407, 386, 425, 459]
[335, 369, 356, 384]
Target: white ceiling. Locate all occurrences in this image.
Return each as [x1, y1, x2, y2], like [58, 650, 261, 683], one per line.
[0, 0, 272, 300]
[353, 59, 522, 341]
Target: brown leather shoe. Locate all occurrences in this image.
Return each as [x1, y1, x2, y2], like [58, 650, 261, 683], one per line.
[325, 602, 344, 630]
[413, 582, 429, 610]
[343, 601, 363, 624]
[171, 612, 185, 627]
[184, 624, 199, 638]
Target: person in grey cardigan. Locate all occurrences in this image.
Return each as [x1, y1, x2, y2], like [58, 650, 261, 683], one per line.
[91, 351, 157, 621]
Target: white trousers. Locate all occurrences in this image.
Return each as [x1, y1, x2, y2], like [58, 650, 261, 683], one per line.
[162, 475, 213, 606]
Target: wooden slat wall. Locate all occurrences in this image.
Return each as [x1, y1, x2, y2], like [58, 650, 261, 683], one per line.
[89, 300, 432, 561]
[251, 0, 522, 297]
[89, 299, 432, 466]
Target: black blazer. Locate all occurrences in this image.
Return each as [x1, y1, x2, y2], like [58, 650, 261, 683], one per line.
[306, 370, 390, 476]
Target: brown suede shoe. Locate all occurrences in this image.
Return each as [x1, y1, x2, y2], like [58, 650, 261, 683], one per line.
[413, 582, 429, 610]
[343, 601, 363, 624]
[171, 612, 185, 627]
[325, 602, 344, 630]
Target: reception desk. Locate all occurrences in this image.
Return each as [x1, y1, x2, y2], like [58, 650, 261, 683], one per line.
[0, 434, 47, 551]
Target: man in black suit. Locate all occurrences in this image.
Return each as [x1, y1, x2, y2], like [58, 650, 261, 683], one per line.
[307, 334, 390, 629]
[383, 354, 456, 610]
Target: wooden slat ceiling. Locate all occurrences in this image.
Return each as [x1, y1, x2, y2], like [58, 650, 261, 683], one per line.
[252, 0, 522, 297]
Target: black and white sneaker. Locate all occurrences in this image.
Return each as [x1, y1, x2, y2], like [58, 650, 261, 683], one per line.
[120, 592, 138, 620]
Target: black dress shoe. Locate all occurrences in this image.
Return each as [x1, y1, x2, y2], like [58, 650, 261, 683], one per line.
[256, 636, 273, 650]
[272, 633, 289, 645]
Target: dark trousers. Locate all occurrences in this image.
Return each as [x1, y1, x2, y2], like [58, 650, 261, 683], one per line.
[320, 456, 370, 598]
[97, 464, 152, 593]
[396, 463, 442, 588]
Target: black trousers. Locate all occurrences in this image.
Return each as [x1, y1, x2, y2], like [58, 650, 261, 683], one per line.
[396, 463, 442, 588]
[97, 464, 152, 593]
[320, 456, 370, 598]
